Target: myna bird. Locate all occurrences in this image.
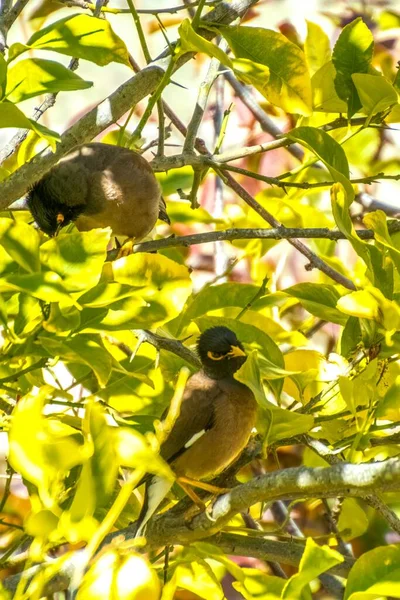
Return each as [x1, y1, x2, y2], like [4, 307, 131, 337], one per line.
[27, 143, 169, 252]
[135, 326, 257, 537]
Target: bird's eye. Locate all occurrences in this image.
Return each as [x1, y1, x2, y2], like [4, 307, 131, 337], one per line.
[207, 350, 227, 361]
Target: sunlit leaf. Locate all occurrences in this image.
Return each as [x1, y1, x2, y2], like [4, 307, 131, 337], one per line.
[6, 58, 93, 103]
[312, 61, 348, 112]
[178, 20, 271, 98]
[331, 184, 388, 293]
[284, 282, 348, 325]
[39, 334, 113, 387]
[345, 545, 400, 599]
[40, 229, 110, 292]
[332, 17, 374, 117]
[8, 386, 88, 501]
[352, 73, 397, 119]
[304, 21, 331, 75]
[282, 538, 343, 598]
[20, 14, 131, 67]
[77, 550, 160, 600]
[88, 402, 119, 506]
[337, 499, 369, 541]
[219, 25, 312, 115]
[0, 218, 40, 272]
[0, 102, 60, 148]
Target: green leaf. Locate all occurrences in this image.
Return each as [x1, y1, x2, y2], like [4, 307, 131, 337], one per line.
[180, 282, 269, 326]
[287, 126, 349, 179]
[218, 25, 312, 115]
[233, 569, 284, 600]
[304, 21, 331, 75]
[25, 14, 131, 67]
[331, 184, 387, 292]
[168, 560, 224, 600]
[77, 551, 161, 600]
[43, 302, 81, 334]
[8, 386, 88, 499]
[337, 286, 400, 331]
[178, 20, 270, 99]
[235, 352, 312, 444]
[0, 271, 77, 304]
[312, 61, 348, 112]
[375, 375, 400, 421]
[39, 334, 113, 387]
[110, 253, 192, 327]
[352, 73, 397, 119]
[332, 17, 374, 117]
[340, 316, 362, 357]
[6, 58, 93, 103]
[344, 545, 400, 599]
[88, 402, 118, 506]
[40, 229, 110, 292]
[115, 428, 173, 480]
[284, 283, 348, 325]
[0, 218, 40, 272]
[282, 538, 344, 599]
[363, 210, 400, 275]
[0, 101, 60, 148]
[337, 499, 369, 541]
[0, 53, 7, 97]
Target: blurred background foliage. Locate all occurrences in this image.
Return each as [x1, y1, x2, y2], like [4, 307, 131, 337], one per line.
[2, 0, 400, 598]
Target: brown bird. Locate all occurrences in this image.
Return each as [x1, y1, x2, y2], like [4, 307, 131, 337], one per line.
[135, 326, 257, 537]
[27, 143, 169, 252]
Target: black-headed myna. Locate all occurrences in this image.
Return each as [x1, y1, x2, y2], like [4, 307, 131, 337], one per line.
[135, 326, 257, 536]
[27, 143, 169, 249]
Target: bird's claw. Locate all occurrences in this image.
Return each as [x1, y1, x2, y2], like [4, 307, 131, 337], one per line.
[116, 238, 135, 259]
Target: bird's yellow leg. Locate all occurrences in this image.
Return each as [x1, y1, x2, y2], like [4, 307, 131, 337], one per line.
[117, 237, 135, 258]
[177, 476, 230, 495]
[177, 480, 207, 512]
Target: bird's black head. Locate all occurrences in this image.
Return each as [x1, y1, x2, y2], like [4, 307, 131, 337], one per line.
[197, 326, 247, 380]
[27, 178, 86, 236]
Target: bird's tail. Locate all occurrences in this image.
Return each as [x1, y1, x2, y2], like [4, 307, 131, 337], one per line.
[135, 475, 174, 538]
[158, 196, 171, 225]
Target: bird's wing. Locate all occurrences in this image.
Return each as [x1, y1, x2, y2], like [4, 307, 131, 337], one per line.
[159, 372, 220, 463]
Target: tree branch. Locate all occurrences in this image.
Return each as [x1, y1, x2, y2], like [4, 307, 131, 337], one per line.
[219, 171, 357, 290]
[4, 459, 399, 595]
[147, 458, 400, 546]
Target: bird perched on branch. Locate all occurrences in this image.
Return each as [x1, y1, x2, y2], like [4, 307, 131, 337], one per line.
[27, 143, 169, 254]
[135, 326, 257, 537]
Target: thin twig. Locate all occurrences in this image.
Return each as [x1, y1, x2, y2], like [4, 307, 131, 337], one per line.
[219, 171, 357, 290]
[131, 222, 400, 254]
[224, 70, 305, 163]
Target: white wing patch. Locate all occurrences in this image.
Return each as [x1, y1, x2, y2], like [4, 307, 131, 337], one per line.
[184, 429, 206, 449]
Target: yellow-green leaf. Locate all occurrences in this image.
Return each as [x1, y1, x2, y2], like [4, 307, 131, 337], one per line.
[352, 73, 397, 119]
[332, 17, 374, 117]
[6, 58, 93, 103]
[40, 229, 110, 292]
[0, 218, 40, 272]
[0, 102, 60, 148]
[282, 538, 344, 599]
[312, 61, 348, 112]
[304, 21, 331, 75]
[344, 545, 400, 600]
[25, 14, 131, 67]
[219, 25, 312, 115]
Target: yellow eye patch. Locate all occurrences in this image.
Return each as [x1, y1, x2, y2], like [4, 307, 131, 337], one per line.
[207, 351, 227, 361]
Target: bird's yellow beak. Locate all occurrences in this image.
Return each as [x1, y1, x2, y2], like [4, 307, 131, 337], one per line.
[228, 345, 246, 358]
